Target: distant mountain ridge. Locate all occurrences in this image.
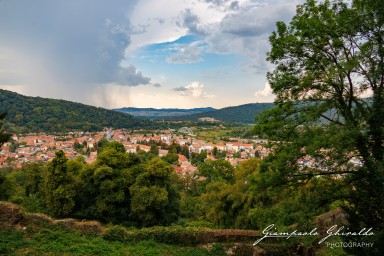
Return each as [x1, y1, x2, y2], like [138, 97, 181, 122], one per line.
[0, 89, 151, 133]
[176, 103, 275, 123]
[114, 107, 216, 117]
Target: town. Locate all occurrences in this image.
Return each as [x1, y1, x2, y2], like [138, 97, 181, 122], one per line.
[0, 128, 271, 176]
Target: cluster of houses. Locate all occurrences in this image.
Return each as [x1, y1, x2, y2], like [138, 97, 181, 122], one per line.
[0, 129, 271, 176]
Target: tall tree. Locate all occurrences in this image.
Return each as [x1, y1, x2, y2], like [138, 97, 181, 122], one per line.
[255, 0, 384, 254]
[43, 151, 75, 217]
[130, 157, 180, 226]
[78, 142, 134, 222]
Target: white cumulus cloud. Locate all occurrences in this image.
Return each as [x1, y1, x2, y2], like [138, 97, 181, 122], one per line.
[175, 81, 215, 98]
[255, 82, 275, 102]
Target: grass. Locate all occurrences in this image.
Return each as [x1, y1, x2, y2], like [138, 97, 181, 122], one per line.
[0, 225, 215, 256]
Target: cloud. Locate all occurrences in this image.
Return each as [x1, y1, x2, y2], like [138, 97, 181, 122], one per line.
[91, 84, 224, 109]
[116, 65, 151, 86]
[0, 0, 305, 109]
[203, 0, 230, 7]
[228, 1, 240, 10]
[177, 82, 215, 98]
[172, 87, 187, 92]
[254, 82, 275, 102]
[128, 0, 300, 73]
[203, 0, 241, 11]
[0, 0, 157, 107]
[174, 0, 303, 73]
[177, 9, 207, 36]
[166, 41, 205, 64]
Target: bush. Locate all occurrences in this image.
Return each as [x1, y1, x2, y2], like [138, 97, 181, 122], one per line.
[184, 220, 215, 229]
[102, 225, 130, 242]
[102, 225, 209, 245]
[132, 226, 203, 245]
[210, 243, 226, 255]
[0, 230, 28, 255]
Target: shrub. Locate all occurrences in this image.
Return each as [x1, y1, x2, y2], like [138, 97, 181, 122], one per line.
[102, 225, 130, 242]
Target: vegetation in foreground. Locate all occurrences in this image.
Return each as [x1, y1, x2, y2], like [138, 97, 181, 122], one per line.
[0, 225, 215, 256]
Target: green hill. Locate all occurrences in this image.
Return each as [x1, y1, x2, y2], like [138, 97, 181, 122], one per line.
[0, 89, 151, 133]
[177, 103, 274, 123]
[114, 107, 216, 118]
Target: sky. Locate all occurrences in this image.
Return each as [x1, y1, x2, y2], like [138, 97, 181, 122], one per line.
[0, 0, 304, 109]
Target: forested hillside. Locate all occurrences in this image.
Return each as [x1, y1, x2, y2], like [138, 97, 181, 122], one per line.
[114, 107, 216, 117]
[177, 103, 274, 123]
[0, 89, 151, 133]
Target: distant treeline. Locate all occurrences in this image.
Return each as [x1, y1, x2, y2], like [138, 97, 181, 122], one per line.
[0, 89, 154, 133]
[175, 103, 275, 123]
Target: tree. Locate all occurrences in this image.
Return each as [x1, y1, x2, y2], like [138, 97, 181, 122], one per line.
[180, 145, 190, 158]
[96, 141, 131, 169]
[255, 0, 384, 254]
[0, 112, 11, 147]
[212, 146, 218, 157]
[201, 159, 260, 228]
[77, 142, 135, 222]
[130, 158, 180, 226]
[0, 112, 11, 201]
[191, 151, 207, 165]
[198, 159, 235, 184]
[149, 143, 159, 156]
[43, 151, 75, 217]
[161, 152, 179, 165]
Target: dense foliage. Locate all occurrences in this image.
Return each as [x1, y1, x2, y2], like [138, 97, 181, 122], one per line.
[0, 140, 346, 254]
[0, 112, 11, 147]
[255, 0, 384, 255]
[0, 89, 152, 133]
[177, 103, 274, 123]
[0, 143, 180, 227]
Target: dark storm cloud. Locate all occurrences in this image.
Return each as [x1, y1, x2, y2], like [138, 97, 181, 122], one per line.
[0, 0, 154, 89]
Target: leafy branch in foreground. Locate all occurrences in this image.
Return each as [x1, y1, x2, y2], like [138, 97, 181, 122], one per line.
[255, 0, 384, 255]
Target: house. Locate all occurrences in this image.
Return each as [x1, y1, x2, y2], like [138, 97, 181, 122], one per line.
[159, 149, 169, 157]
[202, 142, 214, 152]
[178, 154, 188, 163]
[215, 143, 226, 151]
[161, 135, 171, 143]
[177, 139, 190, 146]
[137, 144, 151, 152]
[226, 142, 240, 152]
[189, 143, 204, 153]
[240, 143, 254, 152]
[86, 152, 97, 164]
[0, 157, 7, 167]
[173, 166, 183, 174]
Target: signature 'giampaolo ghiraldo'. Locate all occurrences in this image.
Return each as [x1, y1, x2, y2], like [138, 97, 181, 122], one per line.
[253, 224, 374, 246]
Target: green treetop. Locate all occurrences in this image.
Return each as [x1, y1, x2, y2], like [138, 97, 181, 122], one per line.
[255, 0, 384, 254]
